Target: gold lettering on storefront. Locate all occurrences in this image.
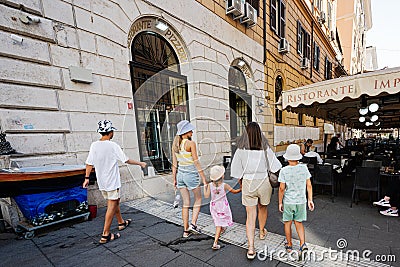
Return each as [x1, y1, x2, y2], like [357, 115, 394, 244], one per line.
[127, 18, 188, 62]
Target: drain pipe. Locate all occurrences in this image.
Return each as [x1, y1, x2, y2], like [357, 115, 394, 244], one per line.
[263, 0, 267, 64]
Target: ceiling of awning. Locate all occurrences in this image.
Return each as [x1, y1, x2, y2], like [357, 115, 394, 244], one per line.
[281, 67, 400, 129]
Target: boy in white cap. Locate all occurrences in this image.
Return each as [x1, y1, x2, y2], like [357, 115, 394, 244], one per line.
[278, 144, 314, 259]
[83, 120, 146, 244]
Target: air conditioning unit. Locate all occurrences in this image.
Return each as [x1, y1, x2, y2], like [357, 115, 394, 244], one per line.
[240, 2, 257, 27]
[318, 11, 326, 24]
[330, 30, 336, 41]
[278, 38, 290, 53]
[300, 57, 310, 69]
[226, 0, 245, 20]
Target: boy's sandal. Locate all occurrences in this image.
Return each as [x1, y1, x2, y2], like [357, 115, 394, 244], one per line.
[259, 228, 268, 240]
[299, 243, 309, 260]
[99, 233, 120, 244]
[118, 219, 132, 231]
[247, 247, 256, 260]
[182, 231, 192, 238]
[284, 244, 293, 253]
[212, 243, 221, 250]
[299, 243, 308, 252]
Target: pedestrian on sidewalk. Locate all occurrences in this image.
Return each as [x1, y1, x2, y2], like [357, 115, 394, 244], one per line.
[278, 144, 314, 259]
[83, 120, 146, 244]
[172, 120, 207, 238]
[231, 122, 282, 259]
[204, 165, 241, 250]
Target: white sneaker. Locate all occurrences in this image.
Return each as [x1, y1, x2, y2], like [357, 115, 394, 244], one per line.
[373, 198, 391, 207]
[380, 208, 399, 217]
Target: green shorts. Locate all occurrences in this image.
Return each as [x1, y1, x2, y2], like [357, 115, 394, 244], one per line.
[283, 203, 307, 222]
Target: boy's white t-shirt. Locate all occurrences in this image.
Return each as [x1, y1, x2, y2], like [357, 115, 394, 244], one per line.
[85, 140, 129, 191]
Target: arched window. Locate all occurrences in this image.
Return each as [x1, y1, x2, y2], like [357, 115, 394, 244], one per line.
[228, 66, 251, 141]
[132, 32, 179, 73]
[275, 76, 283, 123]
[131, 31, 188, 173]
[228, 66, 247, 91]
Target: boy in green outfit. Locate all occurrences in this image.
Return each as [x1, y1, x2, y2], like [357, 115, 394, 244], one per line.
[278, 144, 314, 259]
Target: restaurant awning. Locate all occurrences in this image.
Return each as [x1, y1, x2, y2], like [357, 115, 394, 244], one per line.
[281, 67, 400, 129]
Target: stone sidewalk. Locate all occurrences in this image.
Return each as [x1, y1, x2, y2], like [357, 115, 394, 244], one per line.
[0, 204, 289, 267]
[0, 179, 399, 267]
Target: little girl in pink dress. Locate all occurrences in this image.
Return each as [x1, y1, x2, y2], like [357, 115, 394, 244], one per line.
[204, 166, 241, 250]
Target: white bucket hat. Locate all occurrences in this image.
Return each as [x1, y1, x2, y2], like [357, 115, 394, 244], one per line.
[176, 120, 195, 135]
[210, 165, 225, 181]
[97, 120, 117, 133]
[283, 144, 302, 161]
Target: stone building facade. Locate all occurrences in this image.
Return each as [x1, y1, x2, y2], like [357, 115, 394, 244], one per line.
[0, 0, 268, 205]
[0, 0, 348, 205]
[336, 0, 372, 75]
[265, 0, 347, 153]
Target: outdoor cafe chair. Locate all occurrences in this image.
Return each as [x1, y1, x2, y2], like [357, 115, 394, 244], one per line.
[350, 166, 380, 208]
[324, 158, 344, 192]
[313, 164, 335, 202]
[302, 156, 318, 177]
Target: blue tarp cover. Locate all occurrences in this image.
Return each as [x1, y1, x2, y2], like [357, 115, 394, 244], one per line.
[14, 186, 87, 222]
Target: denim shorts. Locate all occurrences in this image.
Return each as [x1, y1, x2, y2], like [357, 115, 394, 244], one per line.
[176, 165, 200, 190]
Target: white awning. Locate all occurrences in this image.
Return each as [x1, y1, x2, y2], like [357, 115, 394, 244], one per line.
[282, 67, 400, 109]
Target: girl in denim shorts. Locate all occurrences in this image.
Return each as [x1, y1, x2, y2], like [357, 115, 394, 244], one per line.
[172, 120, 207, 238]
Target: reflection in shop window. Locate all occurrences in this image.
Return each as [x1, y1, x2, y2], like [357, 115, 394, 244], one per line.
[131, 32, 189, 173]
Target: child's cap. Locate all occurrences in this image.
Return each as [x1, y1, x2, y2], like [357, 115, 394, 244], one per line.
[283, 144, 302, 161]
[210, 165, 225, 181]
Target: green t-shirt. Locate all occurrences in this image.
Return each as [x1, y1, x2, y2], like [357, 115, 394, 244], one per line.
[278, 164, 311, 204]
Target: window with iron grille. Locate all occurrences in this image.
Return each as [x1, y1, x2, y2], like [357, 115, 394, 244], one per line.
[297, 21, 311, 59]
[270, 0, 286, 38]
[131, 32, 189, 173]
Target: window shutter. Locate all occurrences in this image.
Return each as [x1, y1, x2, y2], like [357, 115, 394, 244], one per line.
[270, 0, 277, 33]
[297, 20, 302, 54]
[279, 1, 286, 38]
[316, 46, 320, 71]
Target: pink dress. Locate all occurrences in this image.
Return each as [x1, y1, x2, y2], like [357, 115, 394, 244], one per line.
[210, 182, 234, 227]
